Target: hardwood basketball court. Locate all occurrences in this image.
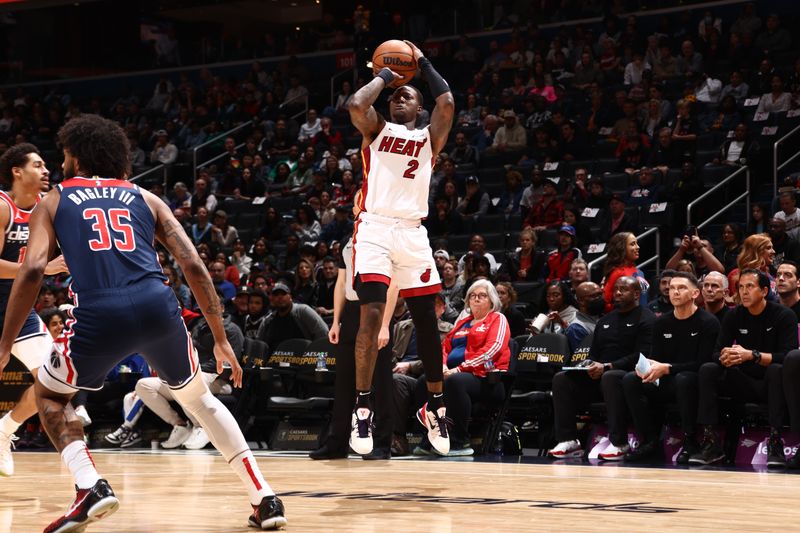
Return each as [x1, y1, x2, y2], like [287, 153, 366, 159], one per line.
[1, 449, 798, 531]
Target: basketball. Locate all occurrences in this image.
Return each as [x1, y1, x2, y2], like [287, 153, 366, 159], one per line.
[372, 39, 417, 87]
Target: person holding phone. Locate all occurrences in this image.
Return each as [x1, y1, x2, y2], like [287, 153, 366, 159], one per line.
[664, 227, 725, 277]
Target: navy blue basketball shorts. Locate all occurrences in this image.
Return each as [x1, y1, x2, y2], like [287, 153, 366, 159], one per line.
[39, 280, 199, 394]
[1, 309, 51, 370]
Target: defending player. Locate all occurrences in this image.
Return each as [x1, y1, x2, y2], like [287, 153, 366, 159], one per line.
[0, 115, 286, 532]
[0, 143, 68, 476]
[348, 40, 455, 455]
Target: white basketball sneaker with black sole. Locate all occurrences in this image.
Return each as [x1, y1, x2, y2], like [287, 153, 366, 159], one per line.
[416, 403, 451, 455]
[349, 407, 374, 455]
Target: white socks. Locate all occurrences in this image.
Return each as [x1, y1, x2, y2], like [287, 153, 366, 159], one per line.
[61, 440, 101, 489]
[0, 413, 21, 437]
[230, 450, 274, 505]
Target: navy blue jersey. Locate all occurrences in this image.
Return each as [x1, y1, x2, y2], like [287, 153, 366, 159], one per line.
[0, 190, 37, 304]
[55, 177, 166, 294]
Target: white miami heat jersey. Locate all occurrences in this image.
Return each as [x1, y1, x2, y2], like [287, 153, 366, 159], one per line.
[359, 121, 434, 220]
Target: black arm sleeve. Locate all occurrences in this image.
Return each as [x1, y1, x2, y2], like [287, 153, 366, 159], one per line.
[418, 57, 450, 98]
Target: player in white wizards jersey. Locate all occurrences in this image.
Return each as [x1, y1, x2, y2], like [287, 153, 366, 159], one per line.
[348, 40, 454, 456]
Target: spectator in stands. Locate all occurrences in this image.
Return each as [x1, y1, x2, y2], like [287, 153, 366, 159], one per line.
[170, 181, 191, 211]
[640, 98, 667, 139]
[727, 233, 776, 299]
[449, 131, 478, 166]
[626, 167, 661, 207]
[731, 3, 761, 35]
[495, 282, 527, 338]
[317, 190, 337, 225]
[520, 165, 545, 217]
[755, 13, 792, 54]
[585, 176, 610, 210]
[691, 269, 798, 466]
[413, 280, 510, 456]
[150, 129, 178, 165]
[320, 205, 354, 245]
[277, 234, 301, 272]
[713, 123, 756, 167]
[558, 120, 590, 161]
[757, 75, 792, 114]
[714, 223, 744, 273]
[701, 271, 731, 323]
[599, 194, 637, 245]
[456, 94, 484, 127]
[548, 276, 654, 459]
[290, 204, 322, 244]
[667, 231, 726, 278]
[458, 234, 499, 276]
[391, 293, 453, 456]
[671, 99, 698, 161]
[618, 135, 649, 174]
[520, 127, 559, 167]
[648, 127, 683, 174]
[456, 175, 490, 222]
[524, 179, 564, 231]
[229, 239, 252, 280]
[333, 169, 357, 206]
[297, 108, 321, 143]
[622, 272, 719, 463]
[776, 261, 800, 320]
[189, 174, 218, 215]
[749, 203, 768, 235]
[623, 51, 650, 86]
[487, 110, 526, 154]
[498, 228, 546, 283]
[676, 40, 703, 78]
[535, 280, 578, 335]
[565, 281, 604, 352]
[440, 259, 465, 316]
[163, 265, 191, 310]
[652, 42, 678, 80]
[775, 191, 800, 238]
[572, 51, 603, 90]
[208, 260, 236, 301]
[545, 226, 581, 282]
[210, 209, 238, 248]
[260, 208, 287, 243]
[190, 206, 213, 247]
[498, 169, 524, 215]
[647, 269, 677, 316]
[311, 117, 343, 152]
[257, 282, 328, 349]
[602, 232, 644, 312]
[472, 114, 498, 153]
[235, 167, 267, 201]
[768, 218, 800, 265]
[292, 258, 319, 307]
[720, 70, 750, 105]
[315, 256, 338, 317]
[692, 72, 722, 104]
[243, 290, 268, 339]
[425, 195, 461, 237]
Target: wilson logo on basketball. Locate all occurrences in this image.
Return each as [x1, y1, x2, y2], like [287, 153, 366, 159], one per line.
[420, 268, 431, 282]
[382, 57, 414, 68]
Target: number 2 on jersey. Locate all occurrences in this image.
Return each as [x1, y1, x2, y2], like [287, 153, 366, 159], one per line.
[402, 159, 419, 179]
[83, 208, 135, 252]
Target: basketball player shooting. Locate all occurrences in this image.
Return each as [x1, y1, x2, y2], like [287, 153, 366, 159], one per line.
[348, 40, 454, 455]
[0, 115, 286, 532]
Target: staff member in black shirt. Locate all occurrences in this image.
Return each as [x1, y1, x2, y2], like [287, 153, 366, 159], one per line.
[776, 261, 800, 321]
[701, 272, 730, 323]
[690, 269, 799, 467]
[547, 276, 655, 459]
[622, 272, 719, 463]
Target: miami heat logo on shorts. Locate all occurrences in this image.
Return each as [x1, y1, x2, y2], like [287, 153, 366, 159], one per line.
[420, 268, 431, 283]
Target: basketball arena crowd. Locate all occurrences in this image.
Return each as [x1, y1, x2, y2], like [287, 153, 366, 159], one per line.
[6, 2, 800, 467]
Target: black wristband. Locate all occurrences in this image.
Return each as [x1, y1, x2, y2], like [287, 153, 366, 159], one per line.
[418, 57, 450, 98]
[376, 68, 395, 87]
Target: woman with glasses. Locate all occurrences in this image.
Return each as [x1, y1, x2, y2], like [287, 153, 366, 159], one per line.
[412, 280, 511, 456]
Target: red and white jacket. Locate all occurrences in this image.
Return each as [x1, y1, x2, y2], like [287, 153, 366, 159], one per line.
[442, 311, 511, 377]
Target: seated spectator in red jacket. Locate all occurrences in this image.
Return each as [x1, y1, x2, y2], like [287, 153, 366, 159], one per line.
[413, 280, 510, 456]
[524, 179, 564, 230]
[546, 225, 582, 282]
